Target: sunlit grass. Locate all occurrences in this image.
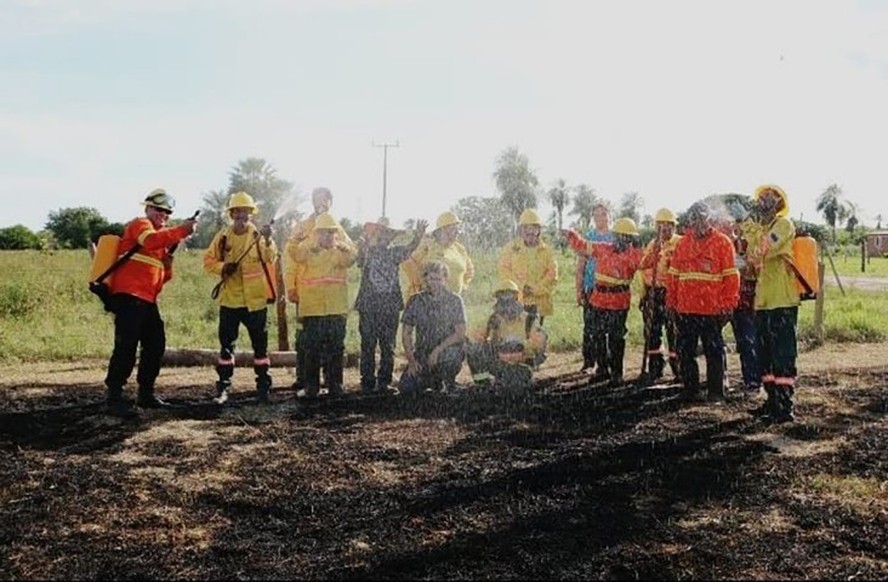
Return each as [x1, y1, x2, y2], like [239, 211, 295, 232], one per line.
[1, 248, 885, 362]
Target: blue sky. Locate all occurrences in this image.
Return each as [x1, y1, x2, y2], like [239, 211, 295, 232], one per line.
[3, 0, 887, 232]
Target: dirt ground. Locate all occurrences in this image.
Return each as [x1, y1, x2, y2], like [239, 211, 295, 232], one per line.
[0, 344, 885, 580]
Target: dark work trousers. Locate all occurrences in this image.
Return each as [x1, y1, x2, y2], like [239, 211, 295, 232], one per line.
[294, 318, 305, 388]
[756, 307, 798, 386]
[589, 307, 629, 379]
[358, 308, 400, 392]
[105, 294, 165, 398]
[302, 315, 347, 395]
[731, 308, 760, 387]
[582, 300, 607, 370]
[398, 344, 466, 394]
[216, 306, 270, 391]
[641, 287, 677, 377]
[676, 313, 726, 395]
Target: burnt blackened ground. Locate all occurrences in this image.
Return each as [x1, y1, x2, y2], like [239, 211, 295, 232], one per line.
[0, 358, 885, 580]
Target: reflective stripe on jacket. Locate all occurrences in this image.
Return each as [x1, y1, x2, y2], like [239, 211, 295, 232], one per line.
[666, 227, 739, 315]
[109, 217, 191, 304]
[497, 238, 559, 316]
[292, 237, 357, 316]
[565, 231, 642, 310]
[640, 234, 682, 288]
[203, 225, 278, 312]
[283, 214, 354, 303]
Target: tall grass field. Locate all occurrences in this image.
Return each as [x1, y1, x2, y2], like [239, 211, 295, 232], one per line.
[1, 248, 886, 363]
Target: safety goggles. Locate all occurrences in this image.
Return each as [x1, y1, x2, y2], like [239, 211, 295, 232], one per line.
[145, 191, 176, 214]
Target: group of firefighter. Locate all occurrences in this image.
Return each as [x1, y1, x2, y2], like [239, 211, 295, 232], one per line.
[102, 183, 802, 424]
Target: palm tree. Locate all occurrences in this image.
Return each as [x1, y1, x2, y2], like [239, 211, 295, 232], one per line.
[816, 183, 850, 244]
[617, 191, 644, 223]
[547, 178, 570, 232]
[569, 184, 598, 231]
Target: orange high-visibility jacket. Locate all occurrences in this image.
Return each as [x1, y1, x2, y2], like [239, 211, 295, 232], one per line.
[666, 227, 739, 315]
[109, 217, 192, 304]
[565, 231, 642, 311]
[640, 234, 682, 288]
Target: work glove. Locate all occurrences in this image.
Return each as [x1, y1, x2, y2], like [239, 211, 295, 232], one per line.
[222, 262, 238, 278]
[259, 223, 273, 240]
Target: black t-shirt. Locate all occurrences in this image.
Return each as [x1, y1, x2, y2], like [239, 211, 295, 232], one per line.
[401, 289, 466, 358]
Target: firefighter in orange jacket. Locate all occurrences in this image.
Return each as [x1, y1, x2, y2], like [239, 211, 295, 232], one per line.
[203, 192, 277, 405]
[666, 202, 740, 401]
[104, 189, 197, 416]
[563, 218, 643, 387]
[637, 208, 682, 385]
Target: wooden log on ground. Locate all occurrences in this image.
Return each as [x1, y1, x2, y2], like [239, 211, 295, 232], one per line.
[161, 348, 360, 368]
[162, 348, 296, 368]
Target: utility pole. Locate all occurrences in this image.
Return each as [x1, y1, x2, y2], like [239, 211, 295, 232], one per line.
[372, 140, 399, 219]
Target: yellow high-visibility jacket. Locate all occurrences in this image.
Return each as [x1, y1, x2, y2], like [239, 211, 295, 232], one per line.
[204, 224, 277, 312]
[291, 236, 357, 317]
[496, 239, 559, 317]
[283, 214, 354, 304]
[746, 216, 800, 310]
[403, 236, 474, 296]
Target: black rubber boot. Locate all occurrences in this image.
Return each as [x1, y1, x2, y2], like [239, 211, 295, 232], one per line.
[137, 386, 170, 409]
[750, 384, 778, 418]
[106, 384, 136, 417]
[769, 387, 795, 423]
[255, 367, 272, 404]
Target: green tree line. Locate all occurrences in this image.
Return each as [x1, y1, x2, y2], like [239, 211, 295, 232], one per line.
[0, 150, 874, 250]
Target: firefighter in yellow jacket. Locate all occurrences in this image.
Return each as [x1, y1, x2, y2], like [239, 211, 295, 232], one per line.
[466, 280, 548, 393]
[291, 212, 357, 397]
[283, 187, 354, 391]
[402, 211, 475, 297]
[745, 184, 800, 423]
[497, 209, 559, 326]
[203, 192, 277, 404]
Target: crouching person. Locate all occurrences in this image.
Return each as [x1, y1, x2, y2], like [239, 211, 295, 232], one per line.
[466, 280, 547, 394]
[203, 192, 277, 404]
[398, 260, 467, 395]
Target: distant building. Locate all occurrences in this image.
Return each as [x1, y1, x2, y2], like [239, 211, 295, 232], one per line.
[864, 230, 888, 257]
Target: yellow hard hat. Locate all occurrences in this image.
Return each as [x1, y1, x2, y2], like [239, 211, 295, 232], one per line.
[518, 209, 542, 226]
[143, 188, 176, 213]
[753, 184, 790, 217]
[227, 191, 257, 214]
[494, 279, 520, 296]
[654, 208, 677, 224]
[435, 211, 461, 230]
[315, 212, 339, 230]
[612, 217, 640, 236]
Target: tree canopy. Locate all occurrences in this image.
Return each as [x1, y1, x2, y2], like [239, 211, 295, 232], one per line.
[493, 147, 539, 224]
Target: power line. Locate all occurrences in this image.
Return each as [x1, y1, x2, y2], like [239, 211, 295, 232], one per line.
[372, 140, 399, 219]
